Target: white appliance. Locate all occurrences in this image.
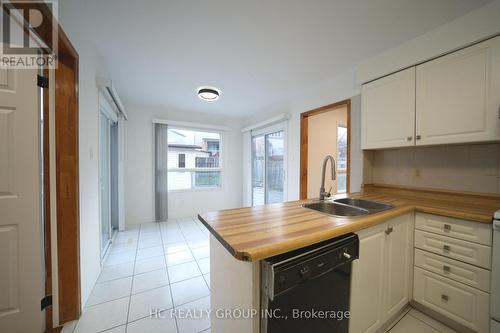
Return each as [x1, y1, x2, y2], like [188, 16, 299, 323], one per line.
[491, 211, 500, 331]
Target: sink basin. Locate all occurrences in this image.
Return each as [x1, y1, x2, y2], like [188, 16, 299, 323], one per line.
[302, 201, 369, 217]
[333, 198, 394, 212]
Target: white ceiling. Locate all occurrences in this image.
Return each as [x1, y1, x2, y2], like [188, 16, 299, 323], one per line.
[63, 0, 492, 117]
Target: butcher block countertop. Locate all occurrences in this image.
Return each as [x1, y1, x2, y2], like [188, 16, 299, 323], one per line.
[198, 184, 500, 262]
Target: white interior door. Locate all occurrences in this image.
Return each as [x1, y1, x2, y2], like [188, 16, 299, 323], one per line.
[0, 67, 44, 332]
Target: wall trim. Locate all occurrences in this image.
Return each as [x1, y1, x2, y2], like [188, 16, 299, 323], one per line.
[152, 118, 228, 131]
[241, 113, 289, 133]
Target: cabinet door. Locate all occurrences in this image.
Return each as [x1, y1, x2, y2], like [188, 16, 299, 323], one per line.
[349, 223, 387, 333]
[384, 214, 413, 319]
[414, 267, 490, 333]
[361, 67, 416, 149]
[416, 36, 500, 145]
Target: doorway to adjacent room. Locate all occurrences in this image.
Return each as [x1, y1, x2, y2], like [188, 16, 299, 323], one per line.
[300, 100, 351, 200]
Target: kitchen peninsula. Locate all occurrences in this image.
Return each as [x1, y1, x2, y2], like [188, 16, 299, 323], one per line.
[198, 184, 499, 333]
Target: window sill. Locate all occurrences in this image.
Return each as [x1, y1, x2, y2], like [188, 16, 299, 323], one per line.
[168, 186, 224, 194]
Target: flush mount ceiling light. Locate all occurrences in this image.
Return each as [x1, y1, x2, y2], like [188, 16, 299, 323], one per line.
[197, 86, 220, 102]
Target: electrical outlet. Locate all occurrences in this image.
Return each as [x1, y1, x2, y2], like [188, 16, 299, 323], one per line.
[415, 168, 421, 178]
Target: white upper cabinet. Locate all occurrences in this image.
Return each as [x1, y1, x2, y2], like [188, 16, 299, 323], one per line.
[361, 36, 500, 149]
[416, 36, 500, 145]
[361, 67, 416, 149]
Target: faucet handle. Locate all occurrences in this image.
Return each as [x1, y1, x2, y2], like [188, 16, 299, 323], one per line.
[325, 186, 332, 197]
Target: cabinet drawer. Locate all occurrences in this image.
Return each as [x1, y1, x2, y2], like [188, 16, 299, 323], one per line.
[414, 230, 491, 269]
[414, 249, 491, 292]
[415, 213, 492, 246]
[413, 267, 489, 333]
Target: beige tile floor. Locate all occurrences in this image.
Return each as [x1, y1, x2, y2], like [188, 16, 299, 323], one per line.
[387, 307, 458, 333]
[64, 217, 211, 333]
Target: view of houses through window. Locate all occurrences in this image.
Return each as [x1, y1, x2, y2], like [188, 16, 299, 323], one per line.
[167, 127, 221, 190]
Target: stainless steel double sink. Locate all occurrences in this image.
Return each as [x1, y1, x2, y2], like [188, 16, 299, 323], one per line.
[302, 198, 394, 218]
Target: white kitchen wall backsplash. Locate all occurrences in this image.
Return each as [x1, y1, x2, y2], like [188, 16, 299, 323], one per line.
[364, 143, 500, 193]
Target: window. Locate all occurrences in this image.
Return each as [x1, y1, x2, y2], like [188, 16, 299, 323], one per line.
[337, 125, 347, 193]
[252, 127, 285, 206]
[167, 127, 222, 190]
[178, 154, 186, 168]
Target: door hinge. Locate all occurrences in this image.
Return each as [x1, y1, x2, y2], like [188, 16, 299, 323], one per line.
[37, 75, 49, 88]
[41, 295, 52, 311]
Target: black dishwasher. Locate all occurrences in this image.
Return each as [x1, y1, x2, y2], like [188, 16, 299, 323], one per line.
[261, 233, 359, 333]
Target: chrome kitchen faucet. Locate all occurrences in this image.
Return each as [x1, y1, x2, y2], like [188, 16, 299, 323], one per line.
[319, 155, 336, 200]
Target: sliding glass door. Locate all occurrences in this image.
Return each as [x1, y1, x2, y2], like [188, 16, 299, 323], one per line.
[100, 113, 111, 255]
[99, 111, 119, 257]
[252, 128, 285, 205]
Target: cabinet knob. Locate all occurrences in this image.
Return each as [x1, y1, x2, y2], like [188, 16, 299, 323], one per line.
[416, 135, 422, 140]
[407, 136, 413, 141]
[443, 224, 451, 231]
[443, 245, 451, 252]
[441, 294, 449, 302]
[443, 265, 451, 273]
[385, 227, 393, 235]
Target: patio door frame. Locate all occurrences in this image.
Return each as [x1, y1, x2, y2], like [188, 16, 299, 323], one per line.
[98, 99, 119, 258]
[251, 121, 287, 205]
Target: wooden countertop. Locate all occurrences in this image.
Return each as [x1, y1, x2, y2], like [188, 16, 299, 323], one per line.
[198, 184, 500, 262]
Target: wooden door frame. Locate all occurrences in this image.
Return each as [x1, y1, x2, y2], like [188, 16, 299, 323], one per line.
[299, 99, 351, 200]
[6, 2, 81, 330]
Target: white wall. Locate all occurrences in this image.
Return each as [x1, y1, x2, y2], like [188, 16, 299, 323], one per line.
[124, 106, 243, 224]
[59, 1, 109, 309]
[357, 0, 500, 83]
[242, 68, 363, 202]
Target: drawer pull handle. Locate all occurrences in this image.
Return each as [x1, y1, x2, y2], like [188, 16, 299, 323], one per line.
[443, 245, 451, 251]
[385, 227, 393, 235]
[443, 224, 451, 231]
[441, 294, 449, 302]
[443, 265, 451, 273]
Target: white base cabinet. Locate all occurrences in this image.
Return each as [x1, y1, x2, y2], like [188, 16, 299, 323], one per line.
[414, 267, 490, 333]
[413, 213, 492, 333]
[349, 214, 414, 333]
